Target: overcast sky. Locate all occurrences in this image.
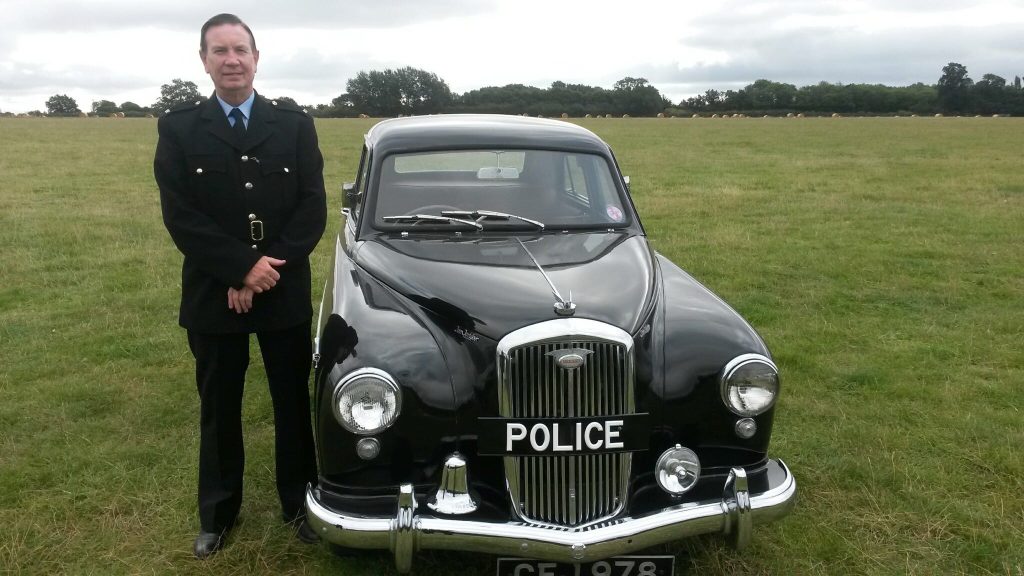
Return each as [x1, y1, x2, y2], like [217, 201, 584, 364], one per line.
[1, 0, 1023, 113]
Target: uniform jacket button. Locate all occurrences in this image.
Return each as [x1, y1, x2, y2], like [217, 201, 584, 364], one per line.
[196, 168, 203, 174]
[244, 182, 253, 190]
[249, 213, 257, 221]
[241, 155, 249, 162]
[252, 244, 258, 250]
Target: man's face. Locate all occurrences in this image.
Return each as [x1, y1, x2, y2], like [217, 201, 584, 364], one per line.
[200, 24, 259, 102]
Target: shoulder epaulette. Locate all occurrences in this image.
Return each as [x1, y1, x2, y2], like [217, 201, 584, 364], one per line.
[163, 99, 203, 116]
[268, 98, 309, 115]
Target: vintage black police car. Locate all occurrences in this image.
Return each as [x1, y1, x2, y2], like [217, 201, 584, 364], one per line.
[306, 115, 796, 574]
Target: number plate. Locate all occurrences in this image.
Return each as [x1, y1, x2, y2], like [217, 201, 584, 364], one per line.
[496, 556, 674, 576]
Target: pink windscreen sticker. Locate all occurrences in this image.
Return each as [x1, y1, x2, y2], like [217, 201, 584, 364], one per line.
[606, 206, 624, 222]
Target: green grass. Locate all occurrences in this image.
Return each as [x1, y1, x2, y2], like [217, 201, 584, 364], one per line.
[1, 116, 1021, 575]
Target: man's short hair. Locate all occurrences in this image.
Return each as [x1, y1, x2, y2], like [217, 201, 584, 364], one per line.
[200, 13, 256, 54]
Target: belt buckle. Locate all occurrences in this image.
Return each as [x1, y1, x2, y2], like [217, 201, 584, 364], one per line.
[250, 220, 264, 241]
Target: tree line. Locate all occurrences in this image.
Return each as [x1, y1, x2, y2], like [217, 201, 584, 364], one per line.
[5, 62, 1021, 118]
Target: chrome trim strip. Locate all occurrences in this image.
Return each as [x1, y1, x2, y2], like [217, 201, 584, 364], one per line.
[305, 460, 797, 574]
[497, 319, 634, 356]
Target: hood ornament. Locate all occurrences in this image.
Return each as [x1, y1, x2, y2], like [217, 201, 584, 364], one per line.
[515, 238, 576, 316]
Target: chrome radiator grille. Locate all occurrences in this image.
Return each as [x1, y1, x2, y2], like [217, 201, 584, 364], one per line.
[497, 320, 635, 529]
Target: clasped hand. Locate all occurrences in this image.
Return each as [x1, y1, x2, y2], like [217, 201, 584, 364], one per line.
[228, 256, 287, 313]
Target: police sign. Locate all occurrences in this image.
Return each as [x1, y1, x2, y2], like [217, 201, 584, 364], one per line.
[477, 414, 650, 456]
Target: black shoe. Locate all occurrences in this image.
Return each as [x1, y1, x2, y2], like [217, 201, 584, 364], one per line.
[293, 518, 320, 545]
[193, 530, 226, 559]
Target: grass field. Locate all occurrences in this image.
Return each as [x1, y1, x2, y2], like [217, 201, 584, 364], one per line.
[1, 116, 1021, 575]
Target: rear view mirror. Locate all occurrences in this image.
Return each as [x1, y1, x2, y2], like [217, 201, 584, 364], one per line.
[477, 167, 520, 180]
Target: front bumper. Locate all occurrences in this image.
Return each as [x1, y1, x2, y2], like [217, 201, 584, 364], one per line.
[306, 459, 796, 573]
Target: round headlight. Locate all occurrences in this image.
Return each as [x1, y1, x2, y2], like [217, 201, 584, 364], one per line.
[721, 354, 779, 417]
[332, 368, 402, 435]
[656, 445, 701, 495]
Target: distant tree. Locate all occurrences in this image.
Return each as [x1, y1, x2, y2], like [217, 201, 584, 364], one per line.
[457, 83, 547, 115]
[1015, 76, 1022, 90]
[46, 94, 81, 116]
[119, 101, 148, 117]
[977, 73, 1007, 89]
[346, 67, 452, 116]
[155, 79, 203, 112]
[611, 77, 664, 116]
[91, 100, 119, 116]
[937, 62, 973, 113]
[973, 73, 1010, 114]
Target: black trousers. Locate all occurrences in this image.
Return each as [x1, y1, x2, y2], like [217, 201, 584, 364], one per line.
[187, 320, 317, 532]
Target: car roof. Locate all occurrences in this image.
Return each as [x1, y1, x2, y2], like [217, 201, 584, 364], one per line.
[365, 114, 612, 155]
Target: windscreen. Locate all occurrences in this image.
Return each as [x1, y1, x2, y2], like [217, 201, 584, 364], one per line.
[372, 149, 630, 229]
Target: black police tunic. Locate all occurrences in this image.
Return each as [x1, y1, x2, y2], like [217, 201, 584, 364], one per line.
[154, 93, 327, 333]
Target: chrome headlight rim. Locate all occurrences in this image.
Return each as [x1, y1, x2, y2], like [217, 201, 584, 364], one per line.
[720, 353, 779, 417]
[332, 367, 402, 435]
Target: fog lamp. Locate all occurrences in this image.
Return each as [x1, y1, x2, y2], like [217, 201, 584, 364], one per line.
[655, 445, 700, 495]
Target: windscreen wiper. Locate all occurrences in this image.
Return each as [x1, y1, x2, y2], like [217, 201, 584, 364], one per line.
[441, 209, 545, 230]
[382, 214, 484, 230]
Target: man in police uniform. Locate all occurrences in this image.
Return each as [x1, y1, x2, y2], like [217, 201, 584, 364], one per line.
[153, 13, 326, 558]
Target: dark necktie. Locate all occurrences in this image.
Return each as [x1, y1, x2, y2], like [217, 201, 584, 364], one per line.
[229, 108, 246, 140]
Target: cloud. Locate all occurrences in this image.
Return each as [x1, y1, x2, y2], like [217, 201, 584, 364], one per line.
[3, 0, 1024, 112]
[9, 0, 496, 33]
[638, 8, 1024, 100]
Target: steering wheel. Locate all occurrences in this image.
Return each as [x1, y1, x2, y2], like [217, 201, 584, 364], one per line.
[410, 205, 462, 215]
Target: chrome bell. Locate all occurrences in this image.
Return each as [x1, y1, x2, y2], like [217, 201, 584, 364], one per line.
[426, 453, 479, 515]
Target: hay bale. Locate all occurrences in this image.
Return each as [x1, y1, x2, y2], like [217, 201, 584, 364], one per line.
[796, 113, 805, 118]
[934, 113, 943, 117]
[656, 113, 664, 118]
[605, 114, 611, 118]
[832, 113, 841, 118]
[561, 112, 568, 118]
[692, 113, 700, 118]
[584, 114, 592, 118]
[786, 113, 795, 118]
